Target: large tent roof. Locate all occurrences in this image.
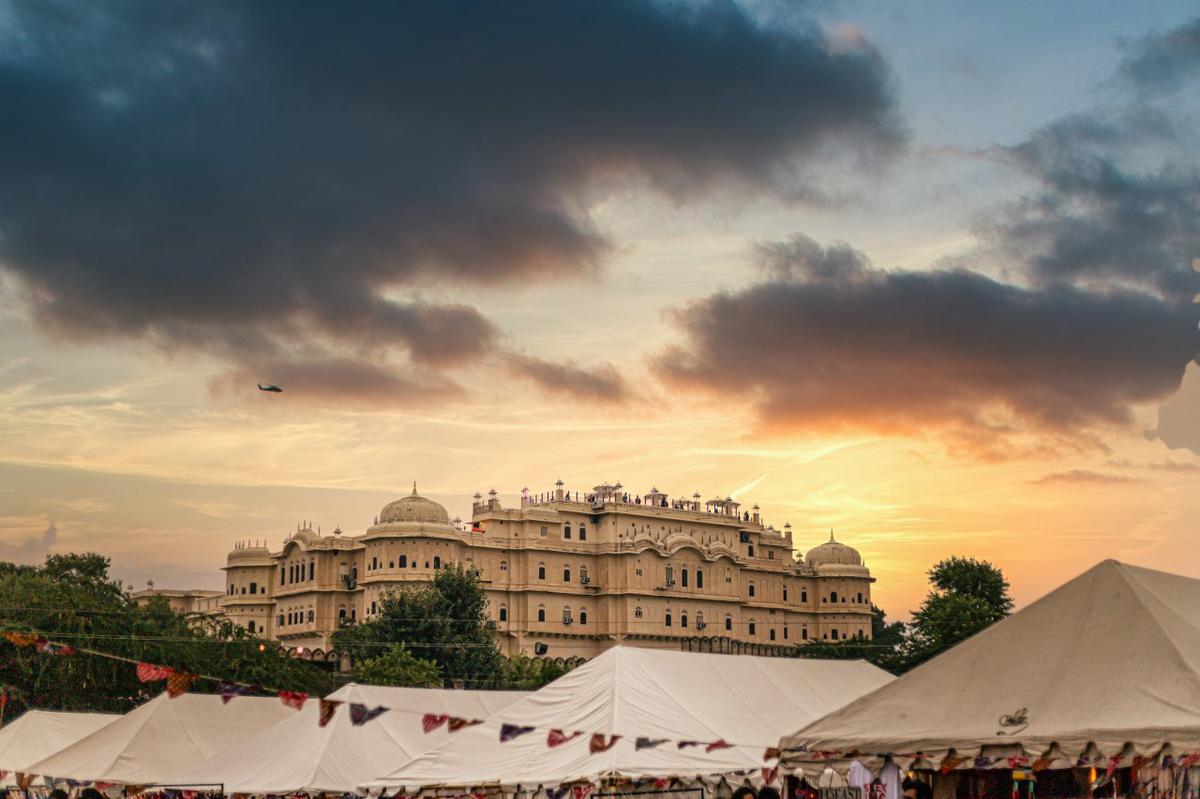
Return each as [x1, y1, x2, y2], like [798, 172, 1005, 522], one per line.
[0, 710, 120, 783]
[367, 646, 893, 792]
[172, 683, 528, 794]
[26, 693, 291, 785]
[781, 560, 1200, 772]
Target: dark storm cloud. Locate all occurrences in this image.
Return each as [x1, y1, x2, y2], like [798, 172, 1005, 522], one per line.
[210, 357, 463, 408]
[1118, 16, 1200, 96]
[654, 236, 1198, 443]
[506, 354, 629, 404]
[0, 0, 902, 402]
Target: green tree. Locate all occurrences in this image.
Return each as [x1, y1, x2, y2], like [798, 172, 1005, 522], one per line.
[351, 644, 442, 687]
[0, 552, 330, 715]
[500, 652, 572, 689]
[871, 604, 906, 649]
[901, 556, 1013, 669]
[332, 563, 503, 687]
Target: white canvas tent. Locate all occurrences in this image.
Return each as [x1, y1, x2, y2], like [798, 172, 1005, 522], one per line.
[0, 710, 119, 786]
[25, 692, 291, 786]
[366, 646, 894, 794]
[781, 560, 1200, 774]
[172, 683, 528, 794]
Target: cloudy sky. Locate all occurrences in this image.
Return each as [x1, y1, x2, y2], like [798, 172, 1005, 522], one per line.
[1, 0, 1197, 617]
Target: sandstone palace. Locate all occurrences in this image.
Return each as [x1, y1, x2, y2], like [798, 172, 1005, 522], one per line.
[138, 482, 875, 660]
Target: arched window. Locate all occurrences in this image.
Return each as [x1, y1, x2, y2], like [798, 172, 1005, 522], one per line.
[350, 608, 356, 621]
[802, 627, 808, 640]
[748, 620, 757, 636]
[681, 568, 689, 588]
[831, 628, 840, 641]
[277, 613, 284, 626]
[563, 566, 571, 583]
[801, 590, 808, 603]
[279, 567, 286, 585]
[398, 555, 407, 568]
[748, 544, 754, 557]
[579, 525, 586, 541]
[563, 524, 571, 539]
[665, 611, 673, 627]
[562, 606, 572, 624]
[241, 586, 246, 594]
[857, 592, 863, 603]
[309, 560, 314, 580]
[748, 582, 756, 598]
[580, 565, 589, 583]
[783, 625, 789, 639]
[351, 566, 358, 581]
[681, 611, 688, 628]
[579, 609, 588, 625]
[537, 606, 546, 622]
[783, 587, 788, 602]
[769, 628, 776, 641]
[634, 606, 643, 619]
[370, 601, 377, 615]
[725, 614, 732, 631]
[248, 620, 256, 633]
[307, 608, 314, 623]
[696, 569, 703, 589]
[830, 591, 838, 603]
[538, 564, 546, 580]
[249, 581, 257, 595]
[499, 606, 508, 622]
[433, 556, 441, 569]
[338, 607, 347, 621]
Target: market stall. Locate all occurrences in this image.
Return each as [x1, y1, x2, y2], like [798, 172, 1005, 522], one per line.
[0, 710, 120, 789]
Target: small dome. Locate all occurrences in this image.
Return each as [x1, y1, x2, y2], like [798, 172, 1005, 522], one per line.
[806, 531, 863, 568]
[378, 483, 450, 525]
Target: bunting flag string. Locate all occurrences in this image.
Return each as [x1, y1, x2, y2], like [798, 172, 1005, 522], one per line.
[319, 699, 342, 728]
[5, 626, 799, 756]
[349, 703, 387, 726]
[0, 771, 8, 781]
[762, 766, 779, 785]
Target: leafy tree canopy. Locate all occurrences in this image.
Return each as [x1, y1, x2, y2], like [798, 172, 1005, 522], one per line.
[901, 555, 1013, 668]
[350, 644, 442, 688]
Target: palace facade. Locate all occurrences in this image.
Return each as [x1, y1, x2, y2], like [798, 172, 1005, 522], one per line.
[136, 481, 874, 660]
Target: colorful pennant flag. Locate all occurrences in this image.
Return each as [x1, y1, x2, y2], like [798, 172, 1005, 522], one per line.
[705, 739, 732, 753]
[545, 787, 569, 799]
[279, 690, 308, 710]
[1030, 757, 1053, 772]
[636, 737, 668, 750]
[762, 767, 779, 785]
[349, 703, 386, 725]
[167, 671, 196, 698]
[499, 723, 535, 742]
[422, 713, 450, 733]
[449, 717, 482, 732]
[547, 729, 583, 748]
[654, 779, 671, 790]
[939, 755, 967, 774]
[2, 631, 39, 647]
[219, 681, 252, 704]
[763, 747, 781, 762]
[572, 785, 593, 799]
[974, 757, 994, 769]
[137, 662, 173, 683]
[0, 771, 8, 781]
[589, 733, 620, 754]
[35, 639, 75, 656]
[16, 774, 34, 790]
[677, 740, 701, 749]
[319, 699, 342, 728]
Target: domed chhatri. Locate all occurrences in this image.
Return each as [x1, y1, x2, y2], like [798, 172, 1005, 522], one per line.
[806, 530, 864, 569]
[377, 482, 451, 526]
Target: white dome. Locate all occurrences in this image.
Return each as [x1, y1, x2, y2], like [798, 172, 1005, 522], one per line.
[805, 531, 863, 568]
[378, 484, 450, 525]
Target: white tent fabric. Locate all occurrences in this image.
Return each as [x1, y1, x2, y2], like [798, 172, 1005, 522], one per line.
[25, 693, 291, 785]
[366, 646, 894, 793]
[0, 710, 119, 786]
[172, 683, 528, 794]
[781, 560, 1200, 773]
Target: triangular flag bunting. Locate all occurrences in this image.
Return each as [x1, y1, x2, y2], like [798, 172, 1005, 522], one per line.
[499, 723, 535, 742]
[167, 671, 196, 698]
[16, 774, 34, 790]
[349, 703, 387, 725]
[706, 739, 733, 753]
[279, 690, 308, 710]
[762, 767, 779, 785]
[572, 785, 593, 799]
[635, 737, 668, 750]
[545, 788, 569, 799]
[137, 662, 173, 683]
[763, 747, 781, 762]
[422, 713, 450, 733]
[547, 729, 583, 748]
[0, 771, 8, 781]
[2, 631, 39, 647]
[677, 740, 702, 749]
[449, 717, 483, 732]
[36, 640, 75, 656]
[654, 779, 671, 790]
[219, 681, 251, 704]
[319, 699, 342, 727]
[589, 733, 620, 754]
